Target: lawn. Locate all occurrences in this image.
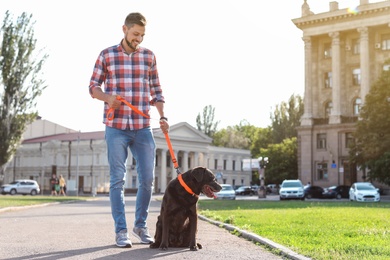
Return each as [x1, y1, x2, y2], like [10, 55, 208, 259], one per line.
[0, 195, 88, 208]
[198, 200, 390, 260]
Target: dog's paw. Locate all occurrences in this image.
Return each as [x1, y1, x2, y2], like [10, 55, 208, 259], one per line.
[189, 246, 198, 251]
[159, 246, 168, 251]
[149, 243, 159, 249]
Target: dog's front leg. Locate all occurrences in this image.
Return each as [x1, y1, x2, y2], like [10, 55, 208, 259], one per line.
[188, 212, 198, 251]
[159, 213, 170, 250]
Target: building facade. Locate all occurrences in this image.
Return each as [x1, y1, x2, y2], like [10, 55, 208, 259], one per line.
[3, 118, 251, 194]
[293, 0, 390, 190]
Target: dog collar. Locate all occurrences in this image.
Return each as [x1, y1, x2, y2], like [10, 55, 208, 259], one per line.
[178, 174, 198, 197]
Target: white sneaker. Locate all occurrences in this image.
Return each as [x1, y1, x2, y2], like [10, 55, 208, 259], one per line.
[132, 227, 154, 244]
[116, 229, 132, 248]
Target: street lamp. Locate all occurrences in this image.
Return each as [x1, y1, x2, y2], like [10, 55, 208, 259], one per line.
[258, 156, 268, 198]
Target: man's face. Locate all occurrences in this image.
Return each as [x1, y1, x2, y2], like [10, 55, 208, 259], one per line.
[122, 24, 145, 51]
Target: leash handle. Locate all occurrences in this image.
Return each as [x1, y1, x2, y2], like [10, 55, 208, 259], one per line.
[107, 95, 150, 121]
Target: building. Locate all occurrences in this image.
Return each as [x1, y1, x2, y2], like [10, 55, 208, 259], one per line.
[4, 118, 251, 194]
[293, 0, 390, 190]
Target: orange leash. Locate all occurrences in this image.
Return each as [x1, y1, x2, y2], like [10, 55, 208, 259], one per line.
[107, 95, 150, 120]
[107, 96, 194, 195]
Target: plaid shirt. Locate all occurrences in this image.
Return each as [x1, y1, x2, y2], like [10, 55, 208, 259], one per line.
[89, 43, 164, 130]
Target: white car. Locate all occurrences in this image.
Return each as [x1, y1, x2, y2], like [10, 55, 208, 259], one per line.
[349, 182, 380, 202]
[214, 184, 236, 200]
[1, 179, 40, 196]
[279, 180, 305, 200]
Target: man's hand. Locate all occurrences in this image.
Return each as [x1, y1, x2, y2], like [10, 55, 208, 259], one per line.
[108, 95, 121, 109]
[159, 119, 169, 133]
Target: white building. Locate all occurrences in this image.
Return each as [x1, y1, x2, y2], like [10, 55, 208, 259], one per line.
[4, 118, 251, 194]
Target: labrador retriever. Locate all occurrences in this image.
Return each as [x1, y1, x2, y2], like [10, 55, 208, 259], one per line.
[150, 166, 222, 251]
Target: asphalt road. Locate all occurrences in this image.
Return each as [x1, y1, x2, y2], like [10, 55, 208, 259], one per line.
[0, 195, 289, 260]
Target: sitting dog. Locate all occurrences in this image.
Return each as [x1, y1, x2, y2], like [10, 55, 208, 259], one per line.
[150, 166, 222, 251]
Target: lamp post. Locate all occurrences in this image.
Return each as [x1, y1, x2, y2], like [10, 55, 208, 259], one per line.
[258, 156, 268, 198]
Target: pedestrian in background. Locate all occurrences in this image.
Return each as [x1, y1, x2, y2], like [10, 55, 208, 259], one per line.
[59, 175, 66, 196]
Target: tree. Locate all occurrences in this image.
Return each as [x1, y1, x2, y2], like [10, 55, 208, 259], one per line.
[196, 105, 219, 138]
[212, 120, 253, 149]
[270, 94, 303, 143]
[349, 61, 390, 185]
[0, 11, 48, 180]
[262, 137, 298, 185]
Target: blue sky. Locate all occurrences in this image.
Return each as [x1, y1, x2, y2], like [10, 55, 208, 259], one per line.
[1, 0, 379, 132]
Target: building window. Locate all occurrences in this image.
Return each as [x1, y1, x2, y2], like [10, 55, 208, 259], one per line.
[232, 160, 236, 171]
[317, 133, 327, 149]
[188, 157, 191, 169]
[346, 132, 355, 148]
[324, 43, 332, 58]
[155, 155, 159, 167]
[381, 34, 390, 50]
[352, 68, 361, 86]
[352, 38, 360, 54]
[324, 72, 332, 88]
[223, 160, 227, 170]
[325, 102, 333, 117]
[353, 98, 362, 115]
[214, 159, 218, 170]
[317, 162, 328, 180]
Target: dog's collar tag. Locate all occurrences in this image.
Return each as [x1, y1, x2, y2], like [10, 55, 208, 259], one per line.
[178, 174, 198, 197]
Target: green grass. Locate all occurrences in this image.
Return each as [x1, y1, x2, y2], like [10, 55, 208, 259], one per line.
[0, 195, 88, 208]
[198, 200, 390, 260]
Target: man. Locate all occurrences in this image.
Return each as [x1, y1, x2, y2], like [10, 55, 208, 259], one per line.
[89, 12, 169, 248]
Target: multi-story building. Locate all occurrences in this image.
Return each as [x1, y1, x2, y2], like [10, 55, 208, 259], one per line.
[3, 118, 251, 194]
[293, 0, 390, 190]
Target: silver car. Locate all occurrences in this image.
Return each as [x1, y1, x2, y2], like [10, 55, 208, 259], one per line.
[279, 180, 305, 200]
[1, 179, 40, 196]
[214, 184, 236, 200]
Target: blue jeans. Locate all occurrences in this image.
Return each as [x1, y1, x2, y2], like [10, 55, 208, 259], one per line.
[105, 126, 155, 234]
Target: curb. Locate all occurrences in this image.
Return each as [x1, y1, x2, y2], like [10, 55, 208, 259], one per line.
[198, 215, 311, 260]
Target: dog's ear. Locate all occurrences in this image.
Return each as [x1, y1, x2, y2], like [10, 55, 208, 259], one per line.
[191, 167, 205, 182]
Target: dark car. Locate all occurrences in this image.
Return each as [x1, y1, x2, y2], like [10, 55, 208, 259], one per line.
[235, 186, 255, 195]
[322, 185, 350, 199]
[304, 185, 324, 199]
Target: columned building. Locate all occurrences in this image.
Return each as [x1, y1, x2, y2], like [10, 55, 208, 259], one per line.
[4, 118, 251, 194]
[293, 0, 390, 188]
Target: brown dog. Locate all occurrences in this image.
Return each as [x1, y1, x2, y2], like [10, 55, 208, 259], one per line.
[150, 166, 222, 251]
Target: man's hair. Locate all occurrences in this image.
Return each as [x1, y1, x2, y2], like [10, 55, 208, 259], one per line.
[124, 12, 147, 28]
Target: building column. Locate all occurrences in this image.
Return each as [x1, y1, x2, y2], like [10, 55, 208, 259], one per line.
[358, 27, 370, 103]
[329, 32, 342, 124]
[160, 149, 167, 192]
[194, 152, 199, 167]
[182, 151, 189, 172]
[301, 36, 313, 126]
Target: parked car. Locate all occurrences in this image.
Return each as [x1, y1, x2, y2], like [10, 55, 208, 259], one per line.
[322, 185, 350, 199]
[0, 179, 40, 196]
[266, 184, 278, 194]
[214, 184, 236, 200]
[349, 182, 380, 202]
[279, 180, 305, 200]
[304, 185, 324, 199]
[235, 186, 254, 195]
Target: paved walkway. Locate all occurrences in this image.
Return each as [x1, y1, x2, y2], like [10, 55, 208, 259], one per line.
[0, 195, 311, 260]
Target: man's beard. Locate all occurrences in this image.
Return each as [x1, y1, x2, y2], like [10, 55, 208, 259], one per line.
[125, 37, 138, 51]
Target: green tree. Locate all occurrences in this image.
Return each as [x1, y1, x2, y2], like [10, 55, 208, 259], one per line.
[349, 61, 390, 185]
[270, 94, 303, 143]
[196, 105, 219, 138]
[262, 137, 298, 185]
[0, 11, 48, 180]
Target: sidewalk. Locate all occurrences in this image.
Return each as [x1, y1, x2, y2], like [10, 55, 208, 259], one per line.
[0, 195, 311, 260]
